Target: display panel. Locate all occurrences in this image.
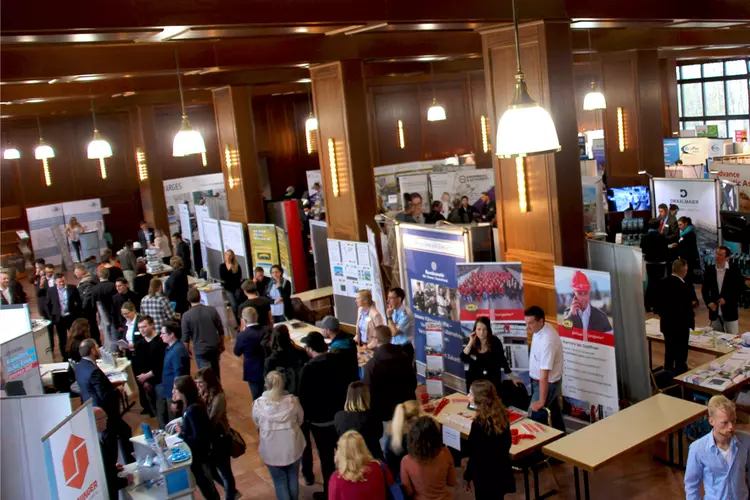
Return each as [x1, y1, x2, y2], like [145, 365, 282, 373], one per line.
[606, 186, 651, 212]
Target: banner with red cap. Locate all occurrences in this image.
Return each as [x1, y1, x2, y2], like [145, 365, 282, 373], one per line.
[554, 266, 619, 423]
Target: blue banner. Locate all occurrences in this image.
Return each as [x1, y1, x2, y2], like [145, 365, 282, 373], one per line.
[663, 138, 680, 165]
[401, 226, 467, 393]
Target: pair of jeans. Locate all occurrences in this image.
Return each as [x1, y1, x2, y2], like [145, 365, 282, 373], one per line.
[156, 397, 172, 430]
[225, 289, 240, 327]
[529, 379, 565, 433]
[211, 435, 237, 500]
[309, 423, 338, 494]
[267, 459, 301, 500]
[196, 352, 222, 380]
[192, 460, 221, 500]
[248, 380, 264, 401]
[71, 240, 82, 262]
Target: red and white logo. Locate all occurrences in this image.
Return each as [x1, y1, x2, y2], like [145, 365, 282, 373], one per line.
[62, 434, 89, 489]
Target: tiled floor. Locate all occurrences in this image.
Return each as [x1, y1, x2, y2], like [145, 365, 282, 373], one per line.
[27, 275, 749, 499]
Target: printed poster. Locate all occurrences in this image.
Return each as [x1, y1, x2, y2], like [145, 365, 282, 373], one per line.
[327, 239, 377, 300]
[26, 203, 66, 266]
[710, 161, 750, 212]
[1, 327, 43, 397]
[555, 266, 618, 422]
[248, 224, 280, 274]
[402, 225, 467, 393]
[276, 226, 294, 294]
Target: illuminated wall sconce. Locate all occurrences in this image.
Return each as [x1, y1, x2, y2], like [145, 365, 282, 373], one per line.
[480, 115, 490, 153]
[224, 145, 242, 189]
[327, 138, 340, 197]
[42, 158, 52, 187]
[136, 148, 148, 181]
[515, 157, 529, 212]
[397, 120, 405, 149]
[305, 116, 318, 154]
[201, 151, 207, 167]
[98, 158, 108, 180]
[617, 106, 626, 152]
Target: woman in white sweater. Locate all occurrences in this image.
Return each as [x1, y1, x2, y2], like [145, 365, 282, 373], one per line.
[252, 370, 305, 500]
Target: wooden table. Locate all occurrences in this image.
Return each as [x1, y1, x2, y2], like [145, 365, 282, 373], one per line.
[542, 394, 706, 500]
[430, 393, 564, 500]
[644, 319, 738, 369]
[280, 320, 372, 368]
[292, 286, 334, 318]
[673, 350, 750, 399]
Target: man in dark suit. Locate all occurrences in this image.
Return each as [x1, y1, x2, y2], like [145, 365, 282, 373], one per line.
[641, 218, 670, 312]
[656, 259, 698, 374]
[75, 338, 134, 461]
[0, 268, 27, 305]
[563, 270, 613, 334]
[701, 246, 745, 334]
[233, 306, 269, 400]
[32, 261, 56, 352]
[363, 326, 416, 423]
[93, 407, 132, 500]
[171, 232, 192, 273]
[45, 273, 82, 361]
[182, 288, 225, 378]
[138, 221, 155, 250]
[93, 267, 118, 350]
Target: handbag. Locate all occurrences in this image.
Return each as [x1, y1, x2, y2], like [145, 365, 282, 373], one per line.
[228, 427, 246, 458]
[379, 461, 405, 500]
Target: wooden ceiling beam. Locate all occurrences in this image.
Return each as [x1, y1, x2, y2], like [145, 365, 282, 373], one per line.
[574, 28, 750, 53]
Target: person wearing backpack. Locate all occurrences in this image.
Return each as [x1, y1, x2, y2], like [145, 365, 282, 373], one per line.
[263, 324, 313, 485]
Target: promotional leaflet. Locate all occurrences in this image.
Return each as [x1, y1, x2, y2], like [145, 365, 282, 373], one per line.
[247, 224, 280, 274]
[401, 226, 468, 393]
[276, 226, 295, 294]
[555, 266, 619, 422]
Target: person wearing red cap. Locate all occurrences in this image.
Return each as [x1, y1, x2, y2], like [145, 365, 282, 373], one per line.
[563, 270, 613, 335]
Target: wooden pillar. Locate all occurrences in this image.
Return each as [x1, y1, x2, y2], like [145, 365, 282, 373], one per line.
[660, 58, 680, 139]
[129, 105, 169, 235]
[481, 21, 585, 317]
[212, 85, 265, 224]
[601, 50, 666, 184]
[310, 61, 377, 242]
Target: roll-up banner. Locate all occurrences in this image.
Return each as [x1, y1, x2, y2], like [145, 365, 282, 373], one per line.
[310, 221, 331, 288]
[248, 224, 280, 275]
[555, 266, 619, 423]
[366, 226, 386, 318]
[276, 226, 295, 294]
[400, 225, 468, 394]
[26, 203, 67, 266]
[710, 162, 750, 212]
[651, 178, 719, 258]
[194, 205, 210, 272]
[220, 220, 249, 281]
[202, 217, 223, 280]
[1, 323, 44, 397]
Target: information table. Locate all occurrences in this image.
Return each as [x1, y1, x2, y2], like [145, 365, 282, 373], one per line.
[542, 394, 706, 500]
[41, 357, 137, 405]
[122, 438, 196, 500]
[281, 320, 373, 368]
[673, 348, 750, 400]
[645, 318, 739, 369]
[428, 393, 563, 500]
[291, 286, 334, 318]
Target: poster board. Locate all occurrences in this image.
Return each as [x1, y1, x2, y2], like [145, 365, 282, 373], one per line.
[276, 227, 295, 294]
[247, 224, 280, 275]
[194, 205, 210, 272]
[1, 393, 72, 500]
[202, 217, 223, 281]
[555, 266, 619, 422]
[327, 238, 381, 326]
[399, 174, 430, 217]
[26, 203, 66, 266]
[399, 224, 469, 394]
[163, 173, 227, 235]
[310, 220, 331, 288]
[42, 400, 108, 500]
[428, 171, 495, 218]
[1, 327, 43, 397]
[178, 203, 192, 243]
[582, 176, 605, 233]
[219, 220, 249, 281]
[710, 161, 750, 212]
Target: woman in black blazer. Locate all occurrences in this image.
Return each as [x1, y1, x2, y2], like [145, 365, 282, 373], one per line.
[165, 256, 190, 315]
[460, 317, 519, 395]
[465, 380, 515, 499]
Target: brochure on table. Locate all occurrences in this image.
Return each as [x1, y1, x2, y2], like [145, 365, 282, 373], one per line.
[327, 236, 384, 327]
[398, 224, 469, 395]
[555, 266, 619, 423]
[679, 347, 750, 390]
[194, 205, 210, 272]
[42, 400, 108, 500]
[219, 220, 249, 281]
[248, 224, 280, 275]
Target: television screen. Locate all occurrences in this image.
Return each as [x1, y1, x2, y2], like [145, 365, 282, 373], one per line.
[606, 186, 651, 212]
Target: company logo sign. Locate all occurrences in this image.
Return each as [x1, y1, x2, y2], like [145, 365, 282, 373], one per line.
[62, 434, 89, 489]
[164, 182, 183, 192]
[431, 262, 437, 271]
[681, 143, 701, 155]
[680, 189, 688, 198]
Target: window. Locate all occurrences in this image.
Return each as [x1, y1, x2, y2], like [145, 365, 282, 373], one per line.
[678, 59, 750, 138]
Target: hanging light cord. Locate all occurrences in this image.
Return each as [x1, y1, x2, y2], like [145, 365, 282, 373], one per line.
[587, 29, 595, 78]
[90, 97, 98, 130]
[175, 49, 187, 118]
[307, 83, 313, 114]
[511, 0, 522, 74]
[430, 62, 436, 100]
[36, 114, 44, 141]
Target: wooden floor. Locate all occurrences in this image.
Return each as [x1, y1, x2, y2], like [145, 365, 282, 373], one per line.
[26, 276, 749, 500]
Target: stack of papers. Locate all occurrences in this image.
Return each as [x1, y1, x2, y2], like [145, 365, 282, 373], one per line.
[683, 348, 750, 389]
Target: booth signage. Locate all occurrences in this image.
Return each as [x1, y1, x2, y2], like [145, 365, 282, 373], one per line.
[248, 224, 280, 274]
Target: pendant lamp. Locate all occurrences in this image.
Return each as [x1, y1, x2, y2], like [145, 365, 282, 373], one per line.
[87, 98, 112, 179]
[34, 116, 54, 186]
[495, 0, 560, 158]
[3, 146, 20, 160]
[172, 49, 206, 158]
[426, 63, 446, 122]
[582, 29, 606, 111]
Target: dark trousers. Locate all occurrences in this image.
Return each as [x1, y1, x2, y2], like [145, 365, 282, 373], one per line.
[156, 397, 172, 430]
[645, 263, 667, 311]
[196, 352, 221, 380]
[664, 328, 689, 374]
[191, 459, 220, 500]
[300, 421, 314, 482]
[136, 379, 157, 416]
[47, 324, 56, 352]
[162, 257, 171, 265]
[210, 436, 237, 500]
[248, 380, 264, 401]
[309, 423, 338, 494]
[54, 315, 74, 361]
[104, 414, 135, 463]
[71, 240, 82, 262]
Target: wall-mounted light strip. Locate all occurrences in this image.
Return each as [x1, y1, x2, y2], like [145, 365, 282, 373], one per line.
[617, 106, 626, 153]
[98, 158, 107, 179]
[201, 151, 207, 167]
[328, 138, 340, 197]
[397, 120, 405, 149]
[224, 145, 236, 189]
[42, 158, 52, 186]
[480, 115, 490, 153]
[136, 148, 148, 181]
[515, 157, 528, 212]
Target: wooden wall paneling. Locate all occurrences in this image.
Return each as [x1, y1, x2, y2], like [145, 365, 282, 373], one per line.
[370, 85, 423, 166]
[419, 80, 473, 160]
[467, 71, 492, 170]
[660, 58, 679, 139]
[636, 50, 665, 178]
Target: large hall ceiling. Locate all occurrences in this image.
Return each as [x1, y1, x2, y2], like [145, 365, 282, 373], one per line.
[1, 0, 748, 118]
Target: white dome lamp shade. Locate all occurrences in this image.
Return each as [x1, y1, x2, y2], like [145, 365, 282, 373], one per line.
[34, 140, 55, 160]
[305, 115, 318, 132]
[87, 130, 113, 159]
[3, 147, 21, 159]
[172, 49, 206, 158]
[427, 99, 447, 122]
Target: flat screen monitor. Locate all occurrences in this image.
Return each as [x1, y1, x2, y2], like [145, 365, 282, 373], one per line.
[606, 186, 651, 212]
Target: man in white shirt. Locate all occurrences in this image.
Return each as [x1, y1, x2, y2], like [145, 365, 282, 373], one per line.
[526, 305, 565, 432]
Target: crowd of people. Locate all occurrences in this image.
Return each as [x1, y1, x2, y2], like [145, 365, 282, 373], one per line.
[394, 191, 496, 225]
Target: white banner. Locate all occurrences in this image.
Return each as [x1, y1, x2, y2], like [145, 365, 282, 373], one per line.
[202, 217, 223, 251]
[42, 401, 108, 500]
[26, 203, 66, 265]
[652, 178, 719, 256]
[710, 162, 750, 212]
[219, 220, 247, 258]
[178, 203, 192, 243]
[163, 173, 226, 233]
[194, 205, 210, 271]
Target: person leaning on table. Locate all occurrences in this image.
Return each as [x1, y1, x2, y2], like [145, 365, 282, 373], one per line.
[684, 396, 750, 500]
[524, 305, 565, 432]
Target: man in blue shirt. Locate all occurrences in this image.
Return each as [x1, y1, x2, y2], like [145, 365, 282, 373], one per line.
[685, 395, 750, 500]
[157, 321, 190, 429]
[385, 287, 414, 360]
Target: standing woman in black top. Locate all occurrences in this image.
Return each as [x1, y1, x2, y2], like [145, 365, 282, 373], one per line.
[460, 317, 520, 396]
[464, 380, 515, 499]
[172, 376, 220, 500]
[219, 250, 243, 326]
[165, 256, 190, 315]
[673, 216, 700, 283]
[333, 381, 384, 460]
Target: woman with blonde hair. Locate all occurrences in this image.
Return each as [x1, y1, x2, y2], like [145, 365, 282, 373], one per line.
[153, 229, 172, 265]
[354, 289, 384, 347]
[334, 381, 383, 459]
[464, 379, 514, 499]
[252, 370, 305, 500]
[66, 216, 84, 262]
[140, 278, 175, 335]
[219, 250, 243, 325]
[329, 431, 395, 500]
[384, 400, 422, 482]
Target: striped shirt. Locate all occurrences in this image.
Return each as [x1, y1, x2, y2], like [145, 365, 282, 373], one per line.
[139, 294, 175, 334]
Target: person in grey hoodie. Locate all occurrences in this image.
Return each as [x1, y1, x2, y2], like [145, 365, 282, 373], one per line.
[252, 370, 305, 500]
